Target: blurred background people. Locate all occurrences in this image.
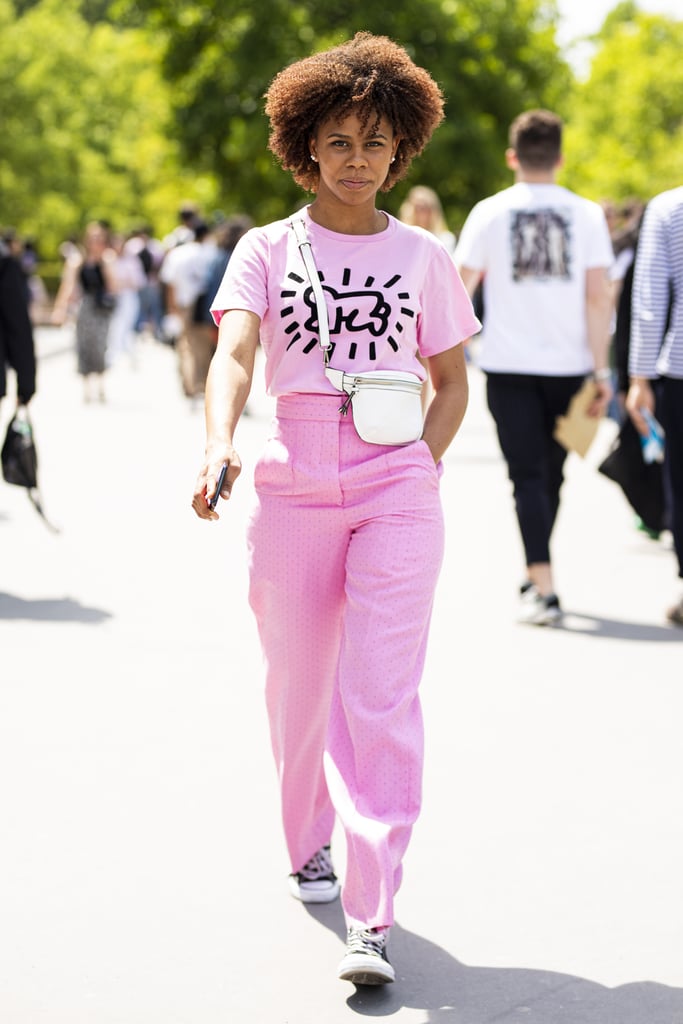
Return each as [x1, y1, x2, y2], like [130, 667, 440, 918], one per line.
[399, 185, 456, 254]
[129, 226, 165, 340]
[51, 221, 117, 403]
[1, 235, 37, 413]
[608, 201, 645, 413]
[159, 221, 218, 400]
[162, 201, 201, 250]
[106, 232, 147, 368]
[195, 213, 253, 326]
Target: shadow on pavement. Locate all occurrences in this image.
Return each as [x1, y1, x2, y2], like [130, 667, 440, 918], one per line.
[0, 592, 112, 623]
[556, 612, 683, 642]
[306, 905, 683, 1022]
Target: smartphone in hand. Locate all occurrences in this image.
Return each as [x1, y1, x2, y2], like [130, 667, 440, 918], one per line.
[208, 462, 228, 510]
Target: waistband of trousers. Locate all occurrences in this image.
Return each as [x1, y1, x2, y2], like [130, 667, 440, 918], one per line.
[275, 393, 346, 421]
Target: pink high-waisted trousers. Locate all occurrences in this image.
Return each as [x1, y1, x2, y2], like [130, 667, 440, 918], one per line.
[247, 394, 445, 928]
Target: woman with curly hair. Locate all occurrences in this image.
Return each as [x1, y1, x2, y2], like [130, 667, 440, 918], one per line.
[192, 32, 479, 986]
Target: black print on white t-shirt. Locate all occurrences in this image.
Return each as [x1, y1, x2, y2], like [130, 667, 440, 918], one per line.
[280, 269, 415, 361]
[510, 209, 571, 282]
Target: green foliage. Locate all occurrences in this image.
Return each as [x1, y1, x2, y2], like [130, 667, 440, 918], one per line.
[9, 0, 682, 264]
[13, 0, 115, 22]
[561, 11, 683, 204]
[0, 0, 219, 256]
[112, 0, 572, 231]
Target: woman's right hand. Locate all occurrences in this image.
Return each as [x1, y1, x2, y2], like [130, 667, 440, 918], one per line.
[191, 447, 242, 520]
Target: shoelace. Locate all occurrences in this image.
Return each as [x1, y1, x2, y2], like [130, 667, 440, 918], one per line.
[299, 846, 334, 881]
[346, 927, 388, 957]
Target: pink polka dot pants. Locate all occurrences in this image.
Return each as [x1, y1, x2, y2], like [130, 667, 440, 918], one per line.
[247, 395, 445, 928]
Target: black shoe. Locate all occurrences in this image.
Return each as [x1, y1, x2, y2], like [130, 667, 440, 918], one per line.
[288, 845, 340, 903]
[338, 926, 395, 985]
[519, 585, 562, 626]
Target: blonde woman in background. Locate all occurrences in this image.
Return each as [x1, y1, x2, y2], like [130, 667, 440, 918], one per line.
[400, 186, 459, 389]
[399, 184, 456, 254]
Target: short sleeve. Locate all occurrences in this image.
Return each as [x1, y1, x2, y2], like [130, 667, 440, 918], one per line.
[210, 228, 269, 326]
[417, 242, 482, 357]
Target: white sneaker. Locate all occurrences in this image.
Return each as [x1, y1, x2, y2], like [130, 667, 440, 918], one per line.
[519, 584, 562, 626]
[288, 845, 340, 903]
[338, 926, 395, 985]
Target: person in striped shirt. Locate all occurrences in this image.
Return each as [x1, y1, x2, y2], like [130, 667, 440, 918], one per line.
[627, 186, 683, 626]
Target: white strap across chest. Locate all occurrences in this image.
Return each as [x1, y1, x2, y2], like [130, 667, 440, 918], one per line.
[289, 215, 332, 359]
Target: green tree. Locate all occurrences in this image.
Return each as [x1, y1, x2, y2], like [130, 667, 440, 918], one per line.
[561, 8, 683, 204]
[112, 0, 572, 230]
[0, 0, 218, 256]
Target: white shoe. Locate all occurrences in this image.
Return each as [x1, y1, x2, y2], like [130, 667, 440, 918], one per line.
[519, 584, 562, 626]
[338, 926, 395, 985]
[288, 845, 340, 904]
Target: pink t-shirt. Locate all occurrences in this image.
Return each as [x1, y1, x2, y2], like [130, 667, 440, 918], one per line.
[211, 206, 480, 397]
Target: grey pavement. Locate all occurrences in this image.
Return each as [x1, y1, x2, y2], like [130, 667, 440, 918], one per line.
[1, 326, 682, 1023]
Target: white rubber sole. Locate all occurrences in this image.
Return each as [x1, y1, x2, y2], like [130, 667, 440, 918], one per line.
[338, 953, 395, 985]
[518, 599, 562, 626]
[287, 874, 340, 903]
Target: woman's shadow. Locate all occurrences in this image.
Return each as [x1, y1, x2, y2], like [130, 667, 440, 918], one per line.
[307, 903, 683, 1022]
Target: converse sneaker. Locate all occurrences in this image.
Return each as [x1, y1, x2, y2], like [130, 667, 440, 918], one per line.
[338, 926, 395, 985]
[519, 584, 562, 626]
[288, 845, 340, 903]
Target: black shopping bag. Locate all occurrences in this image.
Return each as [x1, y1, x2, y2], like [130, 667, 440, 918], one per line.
[597, 416, 665, 533]
[2, 409, 38, 488]
[2, 409, 59, 532]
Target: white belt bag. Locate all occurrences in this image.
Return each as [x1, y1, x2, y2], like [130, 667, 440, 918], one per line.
[290, 216, 424, 446]
[324, 367, 424, 445]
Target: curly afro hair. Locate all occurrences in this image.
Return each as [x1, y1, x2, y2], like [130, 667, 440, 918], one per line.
[264, 32, 445, 194]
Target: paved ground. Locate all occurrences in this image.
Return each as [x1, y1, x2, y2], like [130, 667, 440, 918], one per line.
[1, 327, 682, 1024]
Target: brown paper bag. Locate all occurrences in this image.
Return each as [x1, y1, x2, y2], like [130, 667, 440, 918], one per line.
[553, 378, 601, 457]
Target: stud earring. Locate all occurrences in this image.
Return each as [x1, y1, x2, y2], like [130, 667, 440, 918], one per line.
[310, 154, 318, 162]
[391, 156, 396, 163]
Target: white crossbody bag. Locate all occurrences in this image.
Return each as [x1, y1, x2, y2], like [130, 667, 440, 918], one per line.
[289, 215, 424, 446]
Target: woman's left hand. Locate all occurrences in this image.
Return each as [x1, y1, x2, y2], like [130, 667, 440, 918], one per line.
[421, 344, 470, 463]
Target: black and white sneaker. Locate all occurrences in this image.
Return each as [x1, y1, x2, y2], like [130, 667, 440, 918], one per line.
[519, 584, 562, 626]
[288, 845, 340, 903]
[666, 596, 683, 627]
[338, 926, 395, 985]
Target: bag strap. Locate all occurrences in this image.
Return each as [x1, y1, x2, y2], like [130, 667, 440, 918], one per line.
[289, 214, 332, 364]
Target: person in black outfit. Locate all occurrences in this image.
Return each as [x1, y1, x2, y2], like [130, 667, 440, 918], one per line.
[0, 243, 37, 410]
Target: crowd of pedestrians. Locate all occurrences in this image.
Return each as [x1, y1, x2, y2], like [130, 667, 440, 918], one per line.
[10, 206, 250, 405]
[452, 111, 682, 630]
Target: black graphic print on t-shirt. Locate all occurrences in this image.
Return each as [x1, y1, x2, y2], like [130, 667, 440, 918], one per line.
[280, 267, 417, 363]
[510, 209, 572, 282]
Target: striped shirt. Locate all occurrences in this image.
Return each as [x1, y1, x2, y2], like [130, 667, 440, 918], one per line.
[629, 185, 683, 379]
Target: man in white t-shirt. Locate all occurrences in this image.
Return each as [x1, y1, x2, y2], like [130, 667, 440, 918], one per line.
[455, 109, 614, 624]
[159, 222, 218, 398]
